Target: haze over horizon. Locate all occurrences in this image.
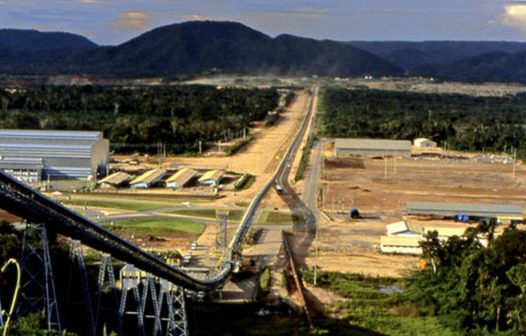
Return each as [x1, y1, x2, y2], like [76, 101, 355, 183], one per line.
[1, 0, 526, 45]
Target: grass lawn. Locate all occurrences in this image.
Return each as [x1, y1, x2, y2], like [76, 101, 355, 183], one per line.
[302, 271, 460, 336]
[258, 210, 305, 225]
[105, 217, 205, 237]
[170, 209, 246, 221]
[62, 198, 165, 211]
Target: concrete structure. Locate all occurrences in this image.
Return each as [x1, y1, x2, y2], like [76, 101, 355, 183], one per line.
[413, 138, 437, 148]
[334, 138, 411, 158]
[406, 201, 523, 219]
[166, 168, 196, 189]
[0, 129, 109, 180]
[198, 170, 224, 186]
[130, 169, 166, 189]
[98, 171, 132, 188]
[380, 236, 422, 255]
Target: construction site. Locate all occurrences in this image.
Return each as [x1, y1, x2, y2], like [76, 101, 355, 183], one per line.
[309, 143, 526, 277]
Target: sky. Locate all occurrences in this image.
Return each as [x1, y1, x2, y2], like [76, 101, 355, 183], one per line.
[1, 1, 526, 45]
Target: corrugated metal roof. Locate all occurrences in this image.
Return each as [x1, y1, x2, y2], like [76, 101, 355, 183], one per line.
[335, 138, 411, 151]
[198, 169, 224, 183]
[406, 201, 523, 217]
[130, 168, 166, 185]
[166, 168, 196, 184]
[0, 129, 101, 141]
[0, 157, 43, 169]
[99, 171, 132, 185]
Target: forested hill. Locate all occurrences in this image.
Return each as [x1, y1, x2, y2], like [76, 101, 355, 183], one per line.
[0, 21, 402, 77]
[0, 29, 97, 52]
[413, 51, 526, 83]
[349, 41, 526, 70]
[3, 22, 526, 82]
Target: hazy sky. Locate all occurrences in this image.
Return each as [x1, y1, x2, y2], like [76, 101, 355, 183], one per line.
[1, 0, 526, 45]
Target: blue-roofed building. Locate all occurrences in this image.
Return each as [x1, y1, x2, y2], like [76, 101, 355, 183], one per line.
[0, 129, 109, 181]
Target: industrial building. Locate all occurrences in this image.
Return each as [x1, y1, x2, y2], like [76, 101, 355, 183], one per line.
[130, 169, 166, 189]
[405, 201, 523, 219]
[198, 170, 224, 186]
[334, 138, 411, 158]
[413, 138, 437, 148]
[0, 129, 109, 181]
[98, 171, 133, 188]
[166, 168, 196, 189]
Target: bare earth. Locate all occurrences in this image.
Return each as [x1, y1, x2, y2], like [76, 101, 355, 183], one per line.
[309, 147, 526, 277]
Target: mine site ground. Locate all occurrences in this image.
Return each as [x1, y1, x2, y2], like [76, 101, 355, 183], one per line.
[306, 144, 526, 277]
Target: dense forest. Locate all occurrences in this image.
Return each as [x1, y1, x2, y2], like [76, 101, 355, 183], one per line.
[320, 87, 526, 157]
[0, 85, 279, 153]
[406, 224, 526, 334]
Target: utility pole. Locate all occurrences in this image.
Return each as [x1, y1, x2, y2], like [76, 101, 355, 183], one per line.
[198, 141, 202, 155]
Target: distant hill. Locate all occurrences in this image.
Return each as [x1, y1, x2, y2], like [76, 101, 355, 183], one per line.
[349, 41, 526, 70]
[3, 22, 526, 82]
[0, 29, 97, 52]
[413, 51, 526, 83]
[0, 21, 402, 77]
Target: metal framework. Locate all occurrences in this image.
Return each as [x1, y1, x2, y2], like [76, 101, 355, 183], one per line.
[95, 253, 120, 335]
[16, 224, 61, 331]
[65, 239, 96, 336]
[119, 264, 145, 336]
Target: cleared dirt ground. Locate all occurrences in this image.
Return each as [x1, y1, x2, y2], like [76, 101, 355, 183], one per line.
[308, 148, 526, 277]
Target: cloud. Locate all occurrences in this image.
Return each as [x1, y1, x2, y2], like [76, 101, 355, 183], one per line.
[501, 2, 526, 31]
[108, 11, 152, 30]
[255, 6, 330, 19]
[184, 14, 208, 21]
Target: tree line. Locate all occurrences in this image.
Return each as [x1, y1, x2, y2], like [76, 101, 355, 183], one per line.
[0, 85, 279, 153]
[319, 87, 526, 158]
[407, 223, 526, 334]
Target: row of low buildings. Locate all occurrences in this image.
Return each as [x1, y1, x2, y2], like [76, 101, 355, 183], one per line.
[99, 168, 225, 189]
[334, 137, 437, 158]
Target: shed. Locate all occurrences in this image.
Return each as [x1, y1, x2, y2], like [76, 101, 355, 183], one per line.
[130, 168, 166, 189]
[413, 138, 437, 148]
[98, 171, 132, 188]
[198, 169, 224, 186]
[166, 168, 196, 189]
[334, 138, 411, 158]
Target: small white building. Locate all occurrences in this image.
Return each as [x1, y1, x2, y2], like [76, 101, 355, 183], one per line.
[380, 236, 422, 255]
[414, 138, 437, 148]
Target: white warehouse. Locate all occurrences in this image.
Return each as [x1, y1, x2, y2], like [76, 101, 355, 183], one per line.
[0, 129, 109, 181]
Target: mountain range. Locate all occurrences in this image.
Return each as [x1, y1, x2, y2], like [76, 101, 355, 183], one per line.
[1, 21, 526, 82]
